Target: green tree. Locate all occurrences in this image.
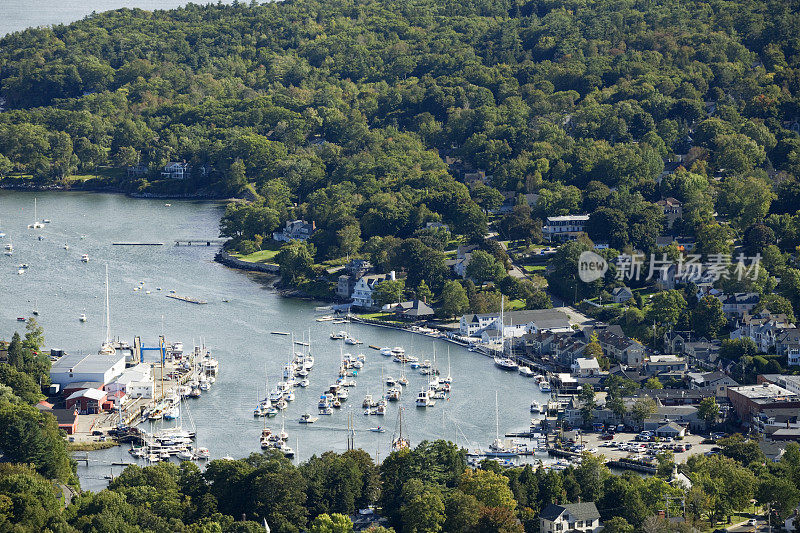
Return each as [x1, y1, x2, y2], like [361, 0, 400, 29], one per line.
[465, 250, 506, 285]
[439, 281, 469, 318]
[373, 279, 405, 307]
[400, 479, 445, 533]
[697, 397, 719, 426]
[692, 295, 727, 338]
[415, 281, 433, 304]
[458, 469, 517, 511]
[644, 377, 663, 390]
[276, 241, 316, 285]
[309, 513, 354, 533]
[647, 290, 687, 325]
[603, 516, 634, 533]
[525, 291, 552, 310]
[631, 397, 657, 427]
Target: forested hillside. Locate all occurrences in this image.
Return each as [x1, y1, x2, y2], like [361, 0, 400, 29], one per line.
[5, 0, 800, 310]
[2, 0, 799, 246]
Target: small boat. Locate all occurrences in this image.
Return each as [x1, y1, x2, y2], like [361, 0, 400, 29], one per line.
[81, 254, 89, 262]
[17, 267, 24, 275]
[299, 413, 318, 424]
[299, 379, 310, 387]
[386, 376, 397, 387]
[196, 448, 210, 459]
[538, 380, 552, 393]
[416, 389, 435, 407]
[43, 219, 51, 224]
[330, 331, 347, 340]
[530, 400, 541, 413]
[345, 337, 361, 345]
[380, 347, 393, 357]
[63, 243, 69, 250]
[319, 406, 333, 415]
[177, 449, 194, 461]
[494, 356, 519, 371]
[16, 317, 26, 321]
[369, 427, 385, 433]
[79, 311, 87, 322]
[519, 366, 535, 377]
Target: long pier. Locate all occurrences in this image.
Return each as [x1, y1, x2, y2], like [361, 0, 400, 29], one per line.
[175, 239, 226, 246]
[166, 294, 208, 305]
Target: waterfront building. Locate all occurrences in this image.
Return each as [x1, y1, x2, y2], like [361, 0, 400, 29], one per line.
[459, 309, 571, 338]
[160, 161, 189, 179]
[105, 363, 154, 399]
[66, 388, 108, 414]
[50, 352, 126, 388]
[351, 271, 396, 309]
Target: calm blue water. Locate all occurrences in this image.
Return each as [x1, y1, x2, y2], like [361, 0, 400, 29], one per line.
[0, 0, 233, 37]
[0, 191, 550, 491]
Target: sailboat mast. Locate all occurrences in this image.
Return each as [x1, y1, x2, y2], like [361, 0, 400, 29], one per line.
[495, 391, 500, 440]
[104, 264, 111, 344]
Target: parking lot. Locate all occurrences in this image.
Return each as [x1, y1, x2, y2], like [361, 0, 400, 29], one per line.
[566, 431, 717, 462]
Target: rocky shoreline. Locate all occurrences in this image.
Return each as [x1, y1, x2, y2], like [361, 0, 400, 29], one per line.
[213, 248, 280, 274]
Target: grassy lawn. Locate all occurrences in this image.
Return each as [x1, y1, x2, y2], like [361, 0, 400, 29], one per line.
[231, 248, 280, 264]
[65, 167, 124, 182]
[506, 298, 526, 310]
[357, 312, 404, 324]
[522, 265, 546, 272]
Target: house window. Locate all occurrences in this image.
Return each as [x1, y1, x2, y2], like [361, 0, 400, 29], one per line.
[556, 524, 563, 531]
[576, 521, 583, 528]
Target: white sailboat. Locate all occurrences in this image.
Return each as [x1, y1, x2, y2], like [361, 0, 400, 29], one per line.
[487, 391, 519, 457]
[4, 238, 13, 256]
[79, 308, 87, 322]
[98, 265, 116, 355]
[28, 198, 44, 229]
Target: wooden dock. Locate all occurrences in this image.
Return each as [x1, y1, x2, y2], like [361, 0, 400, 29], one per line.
[175, 239, 226, 246]
[165, 294, 208, 305]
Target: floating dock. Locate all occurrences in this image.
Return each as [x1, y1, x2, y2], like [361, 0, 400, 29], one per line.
[165, 294, 208, 305]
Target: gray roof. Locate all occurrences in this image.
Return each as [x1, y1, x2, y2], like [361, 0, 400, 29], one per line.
[540, 502, 600, 522]
[51, 352, 125, 374]
[501, 309, 570, 329]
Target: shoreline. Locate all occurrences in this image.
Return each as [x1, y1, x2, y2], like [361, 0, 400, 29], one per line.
[0, 180, 239, 202]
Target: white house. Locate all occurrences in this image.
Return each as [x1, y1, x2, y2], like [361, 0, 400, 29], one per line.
[105, 363, 154, 399]
[539, 502, 601, 533]
[542, 215, 589, 242]
[273, 220, 315, 242]
[572, 357, 601, 377]
[731, 311, 795, 353]
[161, 162, 189, 179]
[50, 352, 127, 388]
[459, 309, 571, 338]
[351, 271, 396, 309]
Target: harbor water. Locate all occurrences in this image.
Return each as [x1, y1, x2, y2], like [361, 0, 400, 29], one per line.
[0, 191, 551, 491]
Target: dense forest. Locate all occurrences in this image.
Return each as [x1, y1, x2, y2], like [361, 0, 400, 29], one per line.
[2, 0, 800, 265]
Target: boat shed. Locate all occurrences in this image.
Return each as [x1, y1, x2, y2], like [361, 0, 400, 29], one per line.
[66, 388, 108, 414]
[50, 352, 126, 388]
